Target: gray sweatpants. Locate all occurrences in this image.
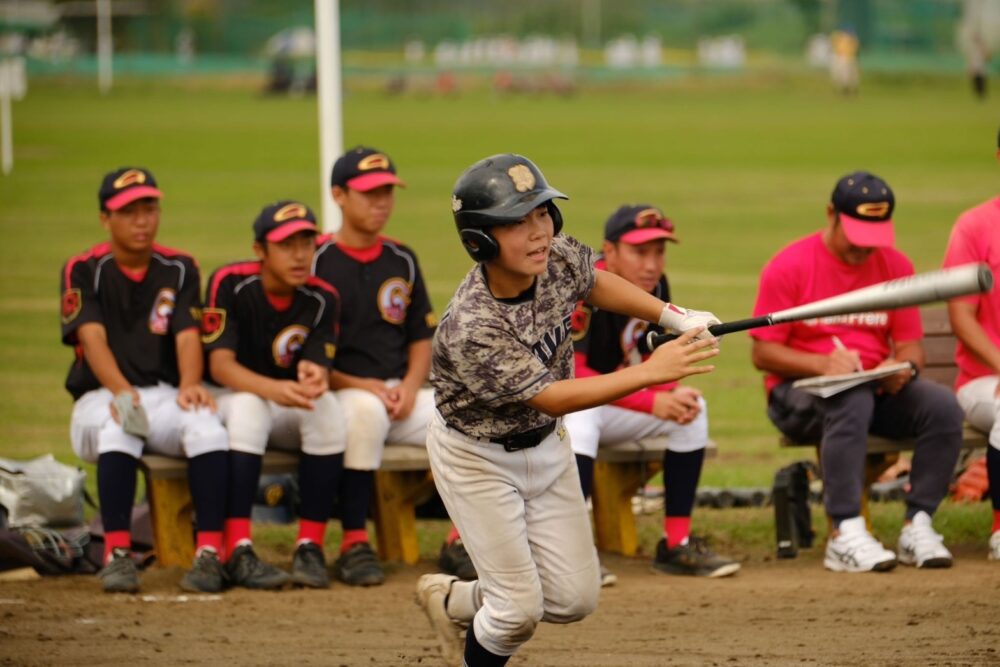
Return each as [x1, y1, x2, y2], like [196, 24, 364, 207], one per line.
[767, 378, 963, 520]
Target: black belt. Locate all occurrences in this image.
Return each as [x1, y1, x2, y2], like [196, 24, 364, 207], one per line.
[451, 421, 557, 452]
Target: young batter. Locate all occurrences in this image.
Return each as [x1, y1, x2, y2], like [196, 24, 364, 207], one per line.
[416, 154, 721, 666]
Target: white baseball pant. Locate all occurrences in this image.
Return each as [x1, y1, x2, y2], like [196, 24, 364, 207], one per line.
[564, 396, 709, 458]
[336, 384, 434, 469]
[426, 410, 600, 657]
[70, 383, 228, 462]
[213, 389, 346, 456]
[957, 376, 1000, 450]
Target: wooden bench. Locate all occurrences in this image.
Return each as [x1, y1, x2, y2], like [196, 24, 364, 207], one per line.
[140, 444, 434, 569]
[142, 434, 706, 567]
[779, 307, 989, 523]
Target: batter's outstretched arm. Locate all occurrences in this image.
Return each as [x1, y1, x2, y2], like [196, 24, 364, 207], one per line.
[77, 322, 134, 396]
[527, 329, 718, 417]
[587, 269, 666, 323]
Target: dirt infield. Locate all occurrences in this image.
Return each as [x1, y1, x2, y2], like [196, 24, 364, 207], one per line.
[1, 547, 999, 666]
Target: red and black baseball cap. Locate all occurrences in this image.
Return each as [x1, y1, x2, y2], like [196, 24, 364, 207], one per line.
[253, 200, 318, 243]
[604, 205, 679, 245]
[831, 171, 895, 248]
[330, 146, 406, 192]
[99, 167, 163, 211]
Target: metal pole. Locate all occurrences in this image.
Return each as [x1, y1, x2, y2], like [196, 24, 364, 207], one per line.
[1, 62, 12, 175]
[97, 0, 112, 95]
[314, 0, 343, 232]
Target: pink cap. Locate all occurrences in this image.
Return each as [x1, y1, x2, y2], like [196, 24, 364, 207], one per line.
[840, 213, 895, 248]
[347, 171, 406, 192]
[105, 185, 163, 211]
[266, 220, 318, 242]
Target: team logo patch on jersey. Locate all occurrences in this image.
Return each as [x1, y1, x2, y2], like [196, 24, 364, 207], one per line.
[377, 278, 411, 324]
[61, 288, 82, 324]
[201, 308, 226, 344]
[113, 169, 147, 189]
[620, 318, 649, 366]
[148, 288, 176, 335]
[570, 304, 591, 342]
[425, 312, 439, 329]
[507, 164, 535, 193]
[325, 342, 337, 360]
[273, 324, 309, 368]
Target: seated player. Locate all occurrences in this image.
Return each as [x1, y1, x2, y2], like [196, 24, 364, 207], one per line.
[204, 200, 345, 589]
[313, 146, 473, 585]
[62, 167, 228, 594]
[751, 171, 963, 573]
[566, 204, 740, 583]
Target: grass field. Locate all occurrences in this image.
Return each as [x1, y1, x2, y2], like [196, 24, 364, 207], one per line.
[0, 71, 996, 549]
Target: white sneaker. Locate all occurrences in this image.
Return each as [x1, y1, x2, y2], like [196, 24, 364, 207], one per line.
[988, 531, 1000, 561]
[415, 574, 463, 667]
[599, 563, 617, 587]
[897, 511, 953, 568]
[824, 516, 897, 573]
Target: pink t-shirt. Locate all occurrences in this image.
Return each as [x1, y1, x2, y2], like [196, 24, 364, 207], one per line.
[942, 197, 1000, 389]
[751, 232, 922, 394]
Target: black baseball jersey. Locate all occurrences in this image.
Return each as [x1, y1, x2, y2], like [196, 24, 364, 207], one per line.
[202, 261, 340, 382]
[60, 242, 202, 400]
[312, 236, 435, 380]
[571, 256, 670, 374]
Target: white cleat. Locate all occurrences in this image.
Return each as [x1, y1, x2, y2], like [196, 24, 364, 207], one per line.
[824, 516, 897, 573]
[897, 511, 952, 569]
[988, 531, 1000, 561]
[415, 574, 463, 667]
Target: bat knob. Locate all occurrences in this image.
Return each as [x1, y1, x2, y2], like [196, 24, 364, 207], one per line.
[978, 264, 994, 293]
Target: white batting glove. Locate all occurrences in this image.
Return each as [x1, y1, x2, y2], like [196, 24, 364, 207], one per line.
[658, 303, 721, 341]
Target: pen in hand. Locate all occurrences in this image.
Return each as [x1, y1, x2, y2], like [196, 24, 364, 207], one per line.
[831, 335, 863, 372]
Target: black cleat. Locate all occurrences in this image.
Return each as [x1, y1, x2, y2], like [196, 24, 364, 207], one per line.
[226, 544, 291, 590]
[291, 542, 330, 589]
[652, 536, 741, 578]
[180, 548, 226, 593]
[99, 548, 140, 593]
[332, 542, 385, 587]
[438, 539, 478, 581]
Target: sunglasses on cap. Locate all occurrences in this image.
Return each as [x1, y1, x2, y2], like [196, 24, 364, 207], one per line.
[632, 208, 675, 232]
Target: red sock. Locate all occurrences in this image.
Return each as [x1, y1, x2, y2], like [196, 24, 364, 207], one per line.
[224, 518, 252, 561]
[103, 530, 131, 564]
[196, 531, 223, 557]
[297, 519, 327, 547]
[446, 525, 461, 545]
[993, 510, 1000, 534]
[664, 516, 691, 548]
[341, 529, 369, 553]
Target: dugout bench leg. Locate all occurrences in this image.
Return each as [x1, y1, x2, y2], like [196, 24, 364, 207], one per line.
[141, 471, 196, 569]
[372, 469, 436, 564]
[592, 461, 661, 556]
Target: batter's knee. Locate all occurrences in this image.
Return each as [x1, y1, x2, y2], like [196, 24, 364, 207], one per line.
[477, 603, 544, 654]
[542, 569, 600, 624]
[221, 392, 272, 455]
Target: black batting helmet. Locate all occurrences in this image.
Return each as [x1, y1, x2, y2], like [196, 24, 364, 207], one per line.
[451, 154, 568, 262]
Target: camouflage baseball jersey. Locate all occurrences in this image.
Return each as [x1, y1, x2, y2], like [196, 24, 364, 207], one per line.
[60, 242, 202, 400]
[432, 234, 595, 439]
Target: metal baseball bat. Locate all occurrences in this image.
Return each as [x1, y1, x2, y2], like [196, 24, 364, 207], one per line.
[647, 262, 993, 349]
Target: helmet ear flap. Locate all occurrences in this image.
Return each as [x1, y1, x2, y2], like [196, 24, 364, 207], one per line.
[459, 228, 500, 262]
[547, 201, 563, 235]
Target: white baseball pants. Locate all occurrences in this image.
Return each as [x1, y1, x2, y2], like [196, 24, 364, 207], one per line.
[336, 385, 434, 469]
[426, 411, 600, 657]
[564, 397, 709, 458]
[213, 390, 346, 456]
[957, 375, 1000, 450]
[70, 383, 228, 462]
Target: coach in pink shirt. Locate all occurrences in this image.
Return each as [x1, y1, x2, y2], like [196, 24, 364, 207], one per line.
[751, 171, 963, 574]
[943, 129, 1000, 562]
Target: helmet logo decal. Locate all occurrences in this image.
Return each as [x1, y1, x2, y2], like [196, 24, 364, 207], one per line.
[113, 169, 147, 189]
[358, 154, 390, 171]
[273, 324, 309, 367]
[452, 195, 463, 212]
[274, 203, 307, 222]
[507, 164, 536, 192]
[377, 277, 411, 324]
